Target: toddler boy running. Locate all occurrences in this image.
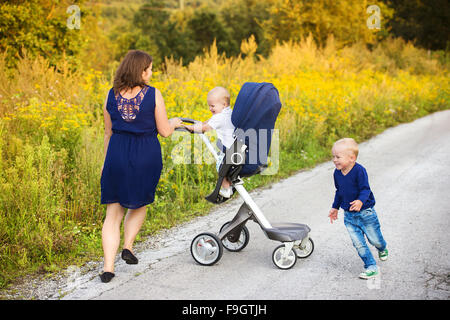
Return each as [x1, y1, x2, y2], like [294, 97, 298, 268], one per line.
[328, 138, 388, 279]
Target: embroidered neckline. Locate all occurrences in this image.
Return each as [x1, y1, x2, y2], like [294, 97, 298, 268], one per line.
[118, 86, 145, 101]
[115, 86, 149, 122]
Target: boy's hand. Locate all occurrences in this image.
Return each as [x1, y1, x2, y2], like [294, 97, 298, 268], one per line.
[328, 208, 338, 224]
[349, 200, 363, 212]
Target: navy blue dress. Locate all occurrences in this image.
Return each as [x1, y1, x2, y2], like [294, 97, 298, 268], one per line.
[101, 85, 162, 209]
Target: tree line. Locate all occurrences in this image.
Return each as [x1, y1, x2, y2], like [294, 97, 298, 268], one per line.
[0, 0, 448, 71]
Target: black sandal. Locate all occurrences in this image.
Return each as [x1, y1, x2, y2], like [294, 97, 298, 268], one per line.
[121, 249, 138, 264]
[99, 271, 115, 283]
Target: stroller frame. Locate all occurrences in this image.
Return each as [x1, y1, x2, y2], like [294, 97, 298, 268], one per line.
[177, 119, 314, 270]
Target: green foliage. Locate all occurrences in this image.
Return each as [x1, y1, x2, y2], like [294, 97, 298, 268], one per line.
[187, 9, 238, 57]
[97, 0, 448, 68]
[111, 0, 397, 66]
[261, 0, 394, 48]
[0, 0, 85, 69]
[133, 0, 193, 65]
[383, 0, 450, 50]
[130, 1, 238, 64]
[220, 0, 271, 57]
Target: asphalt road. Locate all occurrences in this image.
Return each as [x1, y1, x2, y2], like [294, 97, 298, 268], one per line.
[57, 110, 450, 300]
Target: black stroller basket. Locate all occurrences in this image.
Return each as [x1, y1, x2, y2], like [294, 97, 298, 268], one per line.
[205, 137, 263, 204]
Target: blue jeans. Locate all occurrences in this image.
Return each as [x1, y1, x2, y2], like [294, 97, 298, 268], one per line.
[344, 207, 387, 271]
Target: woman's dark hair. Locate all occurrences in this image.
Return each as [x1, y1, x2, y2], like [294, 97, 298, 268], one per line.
[113, 50, 153, 95]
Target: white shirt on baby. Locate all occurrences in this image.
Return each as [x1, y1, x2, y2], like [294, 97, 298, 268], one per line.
[207, 107, 235, 149]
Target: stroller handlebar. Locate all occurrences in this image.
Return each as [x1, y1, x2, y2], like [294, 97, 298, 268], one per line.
[175, 118, 201, 133]
[179, 117, 198, 124]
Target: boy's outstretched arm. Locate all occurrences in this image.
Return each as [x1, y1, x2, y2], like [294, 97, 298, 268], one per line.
[330, 172, 341, 223]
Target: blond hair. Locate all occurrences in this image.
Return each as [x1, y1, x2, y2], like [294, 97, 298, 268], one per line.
[207, 86, 230, 106]
[333, 138, 359, 158]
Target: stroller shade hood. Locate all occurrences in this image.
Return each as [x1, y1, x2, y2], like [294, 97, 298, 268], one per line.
[231, 82, 282, 174]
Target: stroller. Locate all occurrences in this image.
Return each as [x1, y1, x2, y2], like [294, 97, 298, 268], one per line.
[176, 82, 313, 269]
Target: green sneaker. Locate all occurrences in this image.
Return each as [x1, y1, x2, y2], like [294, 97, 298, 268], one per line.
[359, 269, 379, 279]
[379, 248, 388, 261]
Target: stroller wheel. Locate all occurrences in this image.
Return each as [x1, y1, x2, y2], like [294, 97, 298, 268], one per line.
[295, 237, 314, 259]
[190, 233, 223, 266]
[219, 221, 250, 252]
[272, 245, 297, 270]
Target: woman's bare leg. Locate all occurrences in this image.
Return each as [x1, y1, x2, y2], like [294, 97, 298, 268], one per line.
[102, 203, 125, 273]
[123, 205, 147, 253]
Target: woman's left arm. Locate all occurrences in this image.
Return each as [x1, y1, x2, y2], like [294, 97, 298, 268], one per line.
[154, 88, 181, 137]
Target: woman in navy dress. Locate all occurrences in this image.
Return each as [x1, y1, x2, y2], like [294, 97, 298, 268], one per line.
[100, 50, 182, 282]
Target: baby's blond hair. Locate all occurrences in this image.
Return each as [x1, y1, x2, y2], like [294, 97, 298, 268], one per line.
[207, 86, 230, 106]
[333, 138, 359, 158]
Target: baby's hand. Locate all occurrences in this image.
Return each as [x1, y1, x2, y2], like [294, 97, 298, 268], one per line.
[349, 200, 363, 212]
[328, 208, 338, 224]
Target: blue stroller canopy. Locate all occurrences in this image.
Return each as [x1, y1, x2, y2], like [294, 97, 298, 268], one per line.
[231, 82, 282, 174]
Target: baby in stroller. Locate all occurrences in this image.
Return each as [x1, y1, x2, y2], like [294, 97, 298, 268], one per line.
[184, 86, 235, 198]
[178, 82, 314, 269]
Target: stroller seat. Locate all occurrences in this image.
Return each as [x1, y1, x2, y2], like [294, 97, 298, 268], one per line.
[265, 223, 311, 242]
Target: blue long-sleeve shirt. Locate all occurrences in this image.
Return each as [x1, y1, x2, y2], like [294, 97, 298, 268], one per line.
[332, 162, 375, 211]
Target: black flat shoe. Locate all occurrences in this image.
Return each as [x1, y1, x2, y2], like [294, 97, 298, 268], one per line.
[121, 249, 138, 264]
[99, 272, 115, 283]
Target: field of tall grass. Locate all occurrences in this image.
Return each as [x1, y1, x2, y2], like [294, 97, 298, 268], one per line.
[0, 35, 448, 289]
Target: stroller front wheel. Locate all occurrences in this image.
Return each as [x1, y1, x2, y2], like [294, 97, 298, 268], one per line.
[295, 237, 314, 259]
[190, 233, 223, 266]
[272, 244, 297, 270]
